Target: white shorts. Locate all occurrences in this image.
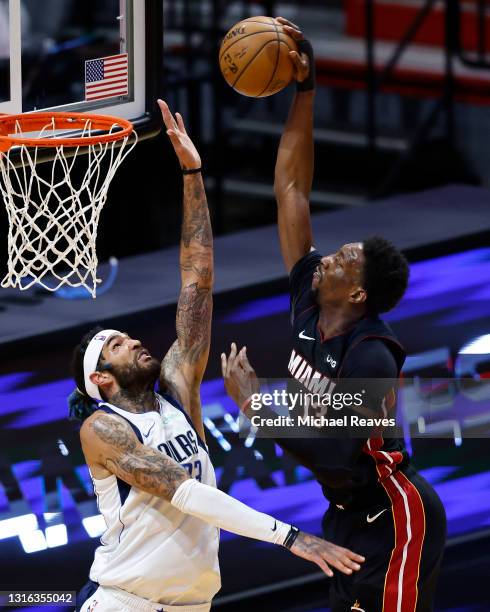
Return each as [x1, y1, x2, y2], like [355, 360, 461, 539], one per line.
[80, 586, 212, 612]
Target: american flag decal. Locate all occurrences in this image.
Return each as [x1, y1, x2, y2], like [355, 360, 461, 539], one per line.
[85, 53, 129, 101]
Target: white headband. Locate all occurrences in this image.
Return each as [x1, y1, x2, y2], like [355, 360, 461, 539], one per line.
[83, 329, 121, 400]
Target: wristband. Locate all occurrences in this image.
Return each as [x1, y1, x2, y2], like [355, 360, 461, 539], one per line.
[296, 39, 316, 92]
[283, 525, 300, 549]
[182, 167, 202, 175]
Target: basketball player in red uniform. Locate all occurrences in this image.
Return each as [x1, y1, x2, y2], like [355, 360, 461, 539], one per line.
[222, 18, 446, 612]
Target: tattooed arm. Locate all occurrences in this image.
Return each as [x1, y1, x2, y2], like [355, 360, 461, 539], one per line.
[81, 412, 365, 577]
[81, 412, 189, 498]
[157, 101, 213, 441]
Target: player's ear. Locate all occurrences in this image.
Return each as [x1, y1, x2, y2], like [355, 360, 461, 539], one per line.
[89, 370, 114, 393]
[350, 286, 367, 305]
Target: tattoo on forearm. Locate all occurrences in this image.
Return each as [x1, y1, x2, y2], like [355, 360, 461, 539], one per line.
[90, 414, 187, 500]
[176, 282, 212, 364]
[181, 176, 213, 249]
[177, 174, 213, 365]
[159, 175, 213, 396]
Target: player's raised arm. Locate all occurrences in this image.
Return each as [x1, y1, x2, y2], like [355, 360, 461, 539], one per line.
[157, 100, 213, 441]
[274, 18, 315, 273]
[81, 411, 364, 577]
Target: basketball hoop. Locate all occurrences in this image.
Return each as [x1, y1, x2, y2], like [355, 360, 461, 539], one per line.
[0, 112, 138, 298]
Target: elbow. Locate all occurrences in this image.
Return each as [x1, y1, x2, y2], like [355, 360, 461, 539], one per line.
[274, 177, 298, 206]
[203, 268, 214, 287]
[197, 271, 214, 291]
[180, 253, 214, 289]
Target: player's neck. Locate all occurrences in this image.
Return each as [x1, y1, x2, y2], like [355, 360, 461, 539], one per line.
[107, 388, 158, 414]
[318, 306, 363, 339]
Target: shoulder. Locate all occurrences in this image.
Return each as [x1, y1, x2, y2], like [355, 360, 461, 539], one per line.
[343, 338, 398, 378]
[80, 409, 138, 449]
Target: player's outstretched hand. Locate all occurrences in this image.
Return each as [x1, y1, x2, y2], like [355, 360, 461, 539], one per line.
[275, 16, 309, 84]
[158, 99, 201, 171]
[221, 343, 260, 407]
[290, 531, 365, 577]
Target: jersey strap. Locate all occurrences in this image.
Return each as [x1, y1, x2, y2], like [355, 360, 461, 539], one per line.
[97, 404, 144, 443]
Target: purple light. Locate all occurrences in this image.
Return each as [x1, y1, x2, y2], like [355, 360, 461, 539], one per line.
[221, 294, 290, 323]
[222, 248, 490, 325]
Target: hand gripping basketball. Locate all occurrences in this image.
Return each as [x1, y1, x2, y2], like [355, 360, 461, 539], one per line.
[219, 17, 298, 97]
[275, 17, 316, 92]
[158, 99, 201, 171]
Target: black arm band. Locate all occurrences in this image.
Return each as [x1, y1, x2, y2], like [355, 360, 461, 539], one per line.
[296, 39, 316, 92]
[283, 525, 300, 549]
[182, 167, 202, 175]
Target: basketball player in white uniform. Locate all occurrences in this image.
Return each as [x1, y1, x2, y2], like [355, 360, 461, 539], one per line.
[70, 101, 364, 612]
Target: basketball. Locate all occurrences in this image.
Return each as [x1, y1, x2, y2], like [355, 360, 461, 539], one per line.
[219, 17, 298, 98]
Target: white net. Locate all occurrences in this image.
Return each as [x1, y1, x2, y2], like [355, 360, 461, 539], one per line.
[0, 116, 137, 298]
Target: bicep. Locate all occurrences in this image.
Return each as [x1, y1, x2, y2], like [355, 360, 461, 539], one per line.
[276, 191, 314, 273]
[175, 282, 212, 373]
[160, 282, 213, 393]
[289, 250, 322, 323]
[160, 340, 187, 406]
[160, 341, 207, 443]
[82, 413, 188, 501]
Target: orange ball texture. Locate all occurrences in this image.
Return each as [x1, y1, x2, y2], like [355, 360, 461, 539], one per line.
[219, 16, 298, 98]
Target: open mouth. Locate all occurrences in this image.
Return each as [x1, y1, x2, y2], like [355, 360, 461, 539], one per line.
[138, 349, 151, 361]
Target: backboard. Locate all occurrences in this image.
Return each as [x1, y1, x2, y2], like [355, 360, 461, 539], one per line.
[0, 0, 162, 137]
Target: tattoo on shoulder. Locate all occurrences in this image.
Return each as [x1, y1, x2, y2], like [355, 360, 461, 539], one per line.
[90, 413, 137, 451]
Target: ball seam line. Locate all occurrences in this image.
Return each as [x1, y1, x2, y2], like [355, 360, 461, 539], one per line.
[230, 39, 279, 90]
[219, 29, 279, 62]
[257, 20, 282, 97]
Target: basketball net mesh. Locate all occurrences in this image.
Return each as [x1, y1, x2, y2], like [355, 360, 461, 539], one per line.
[0, 117, 137, 298]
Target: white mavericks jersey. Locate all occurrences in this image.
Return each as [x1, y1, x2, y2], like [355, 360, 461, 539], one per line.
[88, 393, 221, 605]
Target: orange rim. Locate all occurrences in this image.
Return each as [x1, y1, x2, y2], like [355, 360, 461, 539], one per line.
[0, 111, 134, 152]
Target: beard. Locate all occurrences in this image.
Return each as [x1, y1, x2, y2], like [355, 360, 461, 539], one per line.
[110, 355, 161, 391]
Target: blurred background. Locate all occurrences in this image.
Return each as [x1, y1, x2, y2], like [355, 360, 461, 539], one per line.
[0, 1, 490, 611]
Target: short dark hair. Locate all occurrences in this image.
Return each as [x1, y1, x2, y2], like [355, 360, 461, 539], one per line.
[362, 236, 409, 314]
[68, 325, 108, 422]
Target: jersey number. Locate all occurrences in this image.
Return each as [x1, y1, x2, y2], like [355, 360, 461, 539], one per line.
[183, 460, 202, 482]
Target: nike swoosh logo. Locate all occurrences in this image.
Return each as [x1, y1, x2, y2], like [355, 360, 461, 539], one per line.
[366, 508, 389, 523]
[143, 422, 155, 438]
[299, 330, 315, 341]
[271, 520, 277, 532]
